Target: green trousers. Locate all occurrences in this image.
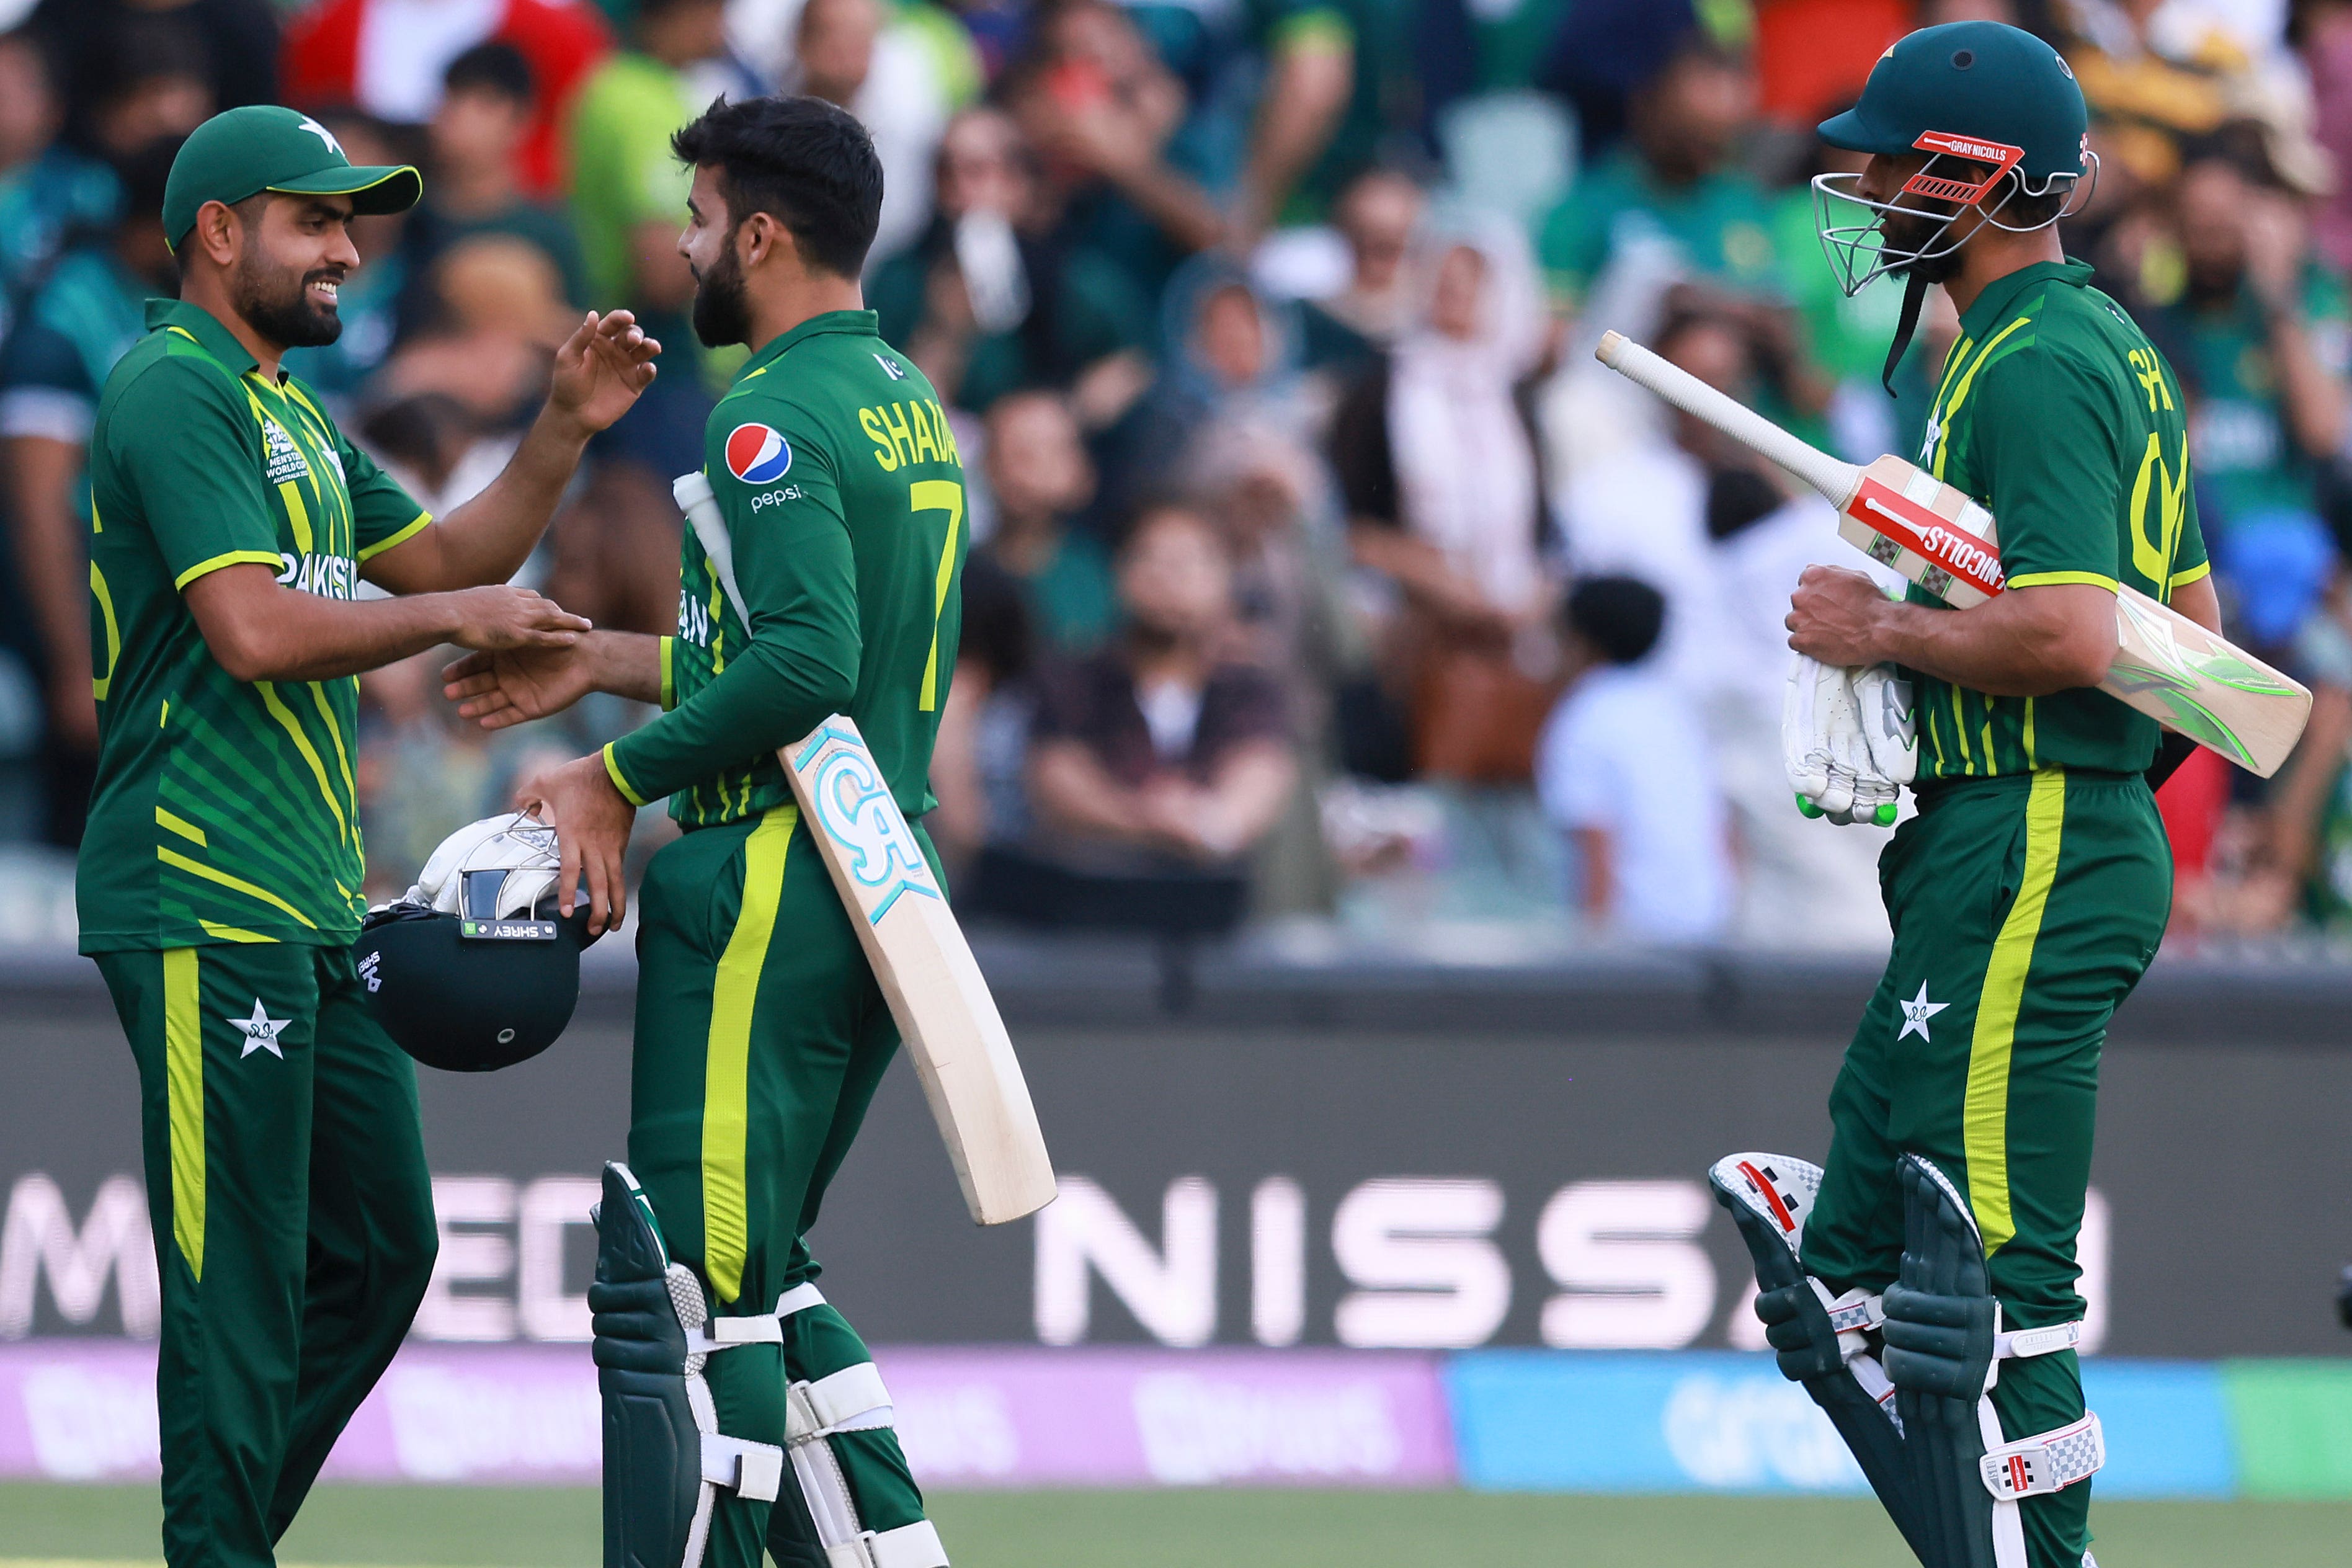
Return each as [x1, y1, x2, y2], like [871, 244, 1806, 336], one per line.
[1802, 769, 2170, 1568]
[95, 942, 438, 1568]
[628, 804, 932, 1568]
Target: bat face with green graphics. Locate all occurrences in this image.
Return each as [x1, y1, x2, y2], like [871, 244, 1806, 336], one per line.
[1595, 330, 2310, 777]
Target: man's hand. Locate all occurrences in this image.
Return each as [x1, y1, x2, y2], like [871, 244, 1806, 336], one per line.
[443, 642, 599, 729]
[546, 310, 661, 438]
[1787, 565, 1895, 666]
[512, 752, 635, 935]
[445, 585, 593, 651]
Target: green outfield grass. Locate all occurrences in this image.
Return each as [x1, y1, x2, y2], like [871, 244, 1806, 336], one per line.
[4, 1483, 2350, 1567]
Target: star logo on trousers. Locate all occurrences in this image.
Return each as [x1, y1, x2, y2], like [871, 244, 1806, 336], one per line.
[229, 998, 292, 1059]
[1897, 981, 1949, 1043]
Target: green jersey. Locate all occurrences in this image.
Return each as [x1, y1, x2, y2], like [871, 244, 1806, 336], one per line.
[604, 310, 966, 827]
[1536, 148, 1781, 306]
[1909, 260, 2209, 783]
[79, 300, 434, 952]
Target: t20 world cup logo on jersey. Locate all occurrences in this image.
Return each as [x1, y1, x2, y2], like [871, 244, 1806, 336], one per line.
[725, 422, 793, 483]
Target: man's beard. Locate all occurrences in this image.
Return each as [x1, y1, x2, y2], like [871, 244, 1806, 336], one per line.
[234, 252, 344, 349]
[692, 243, 751, 349]
[1882, 207, 1966, 285]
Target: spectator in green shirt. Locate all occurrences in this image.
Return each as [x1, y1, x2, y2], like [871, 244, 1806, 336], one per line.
[2139, 154, 2351, 649]
[565, 0, 725, 473]
[567, 0, 717, 318]
[978, 390, 1120, 653]
[870, 106, 1152, 418]
[1535, 34, 1779, 308]
[0, 136, 181, 828]
[0, 30, 123, 320]
[403, 43, 588, 316]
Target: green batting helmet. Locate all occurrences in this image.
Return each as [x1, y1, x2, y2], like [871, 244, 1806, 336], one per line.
[1813, 20, 2092, 298]
[353, 815, 600, 1072]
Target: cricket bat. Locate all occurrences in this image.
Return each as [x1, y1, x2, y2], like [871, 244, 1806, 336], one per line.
[1595, 329, 2312, 777]
[673, 471, 1056, 1226]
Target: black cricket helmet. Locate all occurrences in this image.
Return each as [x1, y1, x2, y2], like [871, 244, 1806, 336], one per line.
[354, 814, 600, 1072]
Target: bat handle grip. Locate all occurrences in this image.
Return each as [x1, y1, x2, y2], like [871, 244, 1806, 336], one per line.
[1596, 330, 1861, 507]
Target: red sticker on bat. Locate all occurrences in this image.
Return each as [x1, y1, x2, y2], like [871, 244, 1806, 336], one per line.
[1849, 476, 2007, 597]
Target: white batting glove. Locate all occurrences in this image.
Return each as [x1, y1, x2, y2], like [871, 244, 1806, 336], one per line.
[1851, 662, 1917, 787]
[1784, 654, 1910, 827]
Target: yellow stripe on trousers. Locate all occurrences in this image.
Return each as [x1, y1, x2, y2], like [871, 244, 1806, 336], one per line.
[164, 948, 205, 1280]
[702, 805, 798, 1304]
[1965, 769, 2067, 1254]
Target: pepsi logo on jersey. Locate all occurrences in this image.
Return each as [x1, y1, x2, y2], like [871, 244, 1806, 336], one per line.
[725, 422, 793, 484]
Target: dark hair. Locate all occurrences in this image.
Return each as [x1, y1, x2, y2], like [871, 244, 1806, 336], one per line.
[671, 95, 883, 278]
[1564, 575, 1667, 666]
[114, 134, 183, 226]
[96, 14, 210, 100]
[443, 41, 535, 105]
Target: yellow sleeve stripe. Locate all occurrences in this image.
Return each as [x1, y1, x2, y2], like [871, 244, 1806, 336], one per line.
[2169, 559, 2213, 589]
[603, 743, 650, 808]
[2007, 571, 2118, 592]
[659, 637, 676, 710]
[198, 921, 277, 944]
[155, 807, 207, 847]
[357, 511, 434, 563]
[174, 550, 283, 591]
[157, 846, 319, 929]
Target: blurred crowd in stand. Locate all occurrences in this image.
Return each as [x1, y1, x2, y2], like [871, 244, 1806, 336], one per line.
[9, 0, 2352, 953]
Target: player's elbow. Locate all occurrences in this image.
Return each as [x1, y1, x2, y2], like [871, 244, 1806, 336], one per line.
[200, 615, 282, 684]
[2038, 617, 2119, 693]
[2006, 584, 2119, 693]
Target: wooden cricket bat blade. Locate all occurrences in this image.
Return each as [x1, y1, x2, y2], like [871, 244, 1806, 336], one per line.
[783, 718, 1057, 1224]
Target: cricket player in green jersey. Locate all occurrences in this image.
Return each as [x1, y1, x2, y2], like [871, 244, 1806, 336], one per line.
[1710, 25, 2226, 1568]
[79, 106, 659, 1567]
[444, 97, 960, 1568]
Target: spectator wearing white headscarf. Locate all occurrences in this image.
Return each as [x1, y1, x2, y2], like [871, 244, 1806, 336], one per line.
[1330, 217, 1560, 786]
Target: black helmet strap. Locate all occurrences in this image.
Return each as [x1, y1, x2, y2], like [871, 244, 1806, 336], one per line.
[1883, 270, 1930, 396]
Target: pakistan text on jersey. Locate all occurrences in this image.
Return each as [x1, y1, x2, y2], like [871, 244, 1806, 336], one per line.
[276, 551, 357, 600]
[858, 398, 961, 473]
[678, 586, 713, 648]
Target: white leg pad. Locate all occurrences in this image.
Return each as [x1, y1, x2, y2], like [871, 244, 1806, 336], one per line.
[789, 1362, 896, 1441]
[1982, 1411, 2105, 1501]
[866, 1519, 950, 1567]
[781, 1360, 945, 1567]
[702, 1435, 785, 1502]
[817, 1518, 949, 1568]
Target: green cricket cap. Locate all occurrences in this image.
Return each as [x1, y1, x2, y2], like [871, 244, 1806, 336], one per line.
[163, 105, 421, 250]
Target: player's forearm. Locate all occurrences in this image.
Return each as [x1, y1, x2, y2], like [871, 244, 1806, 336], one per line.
[603, 634, 857, 805]
[2170, 572, 2223, 636]
[2266, 311, 2348, 459]
[374, 404, 592, 592]
[1107, 159, 1226, 254]
[1028, 743, 1154, 842]
[1236, 40, 1351, 237]
[1573, 827, 1613, 919]
[581, 630, 666, 705]
[194, 577, 472, 683]
[1868, 584, 2118, 697]
[1198, 743, 1296, 855]
[3, 436, 94, 686]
